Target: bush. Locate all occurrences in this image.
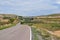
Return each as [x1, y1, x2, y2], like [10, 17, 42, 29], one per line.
[9, 18, 15, 23]
[20, 22, 24, 24]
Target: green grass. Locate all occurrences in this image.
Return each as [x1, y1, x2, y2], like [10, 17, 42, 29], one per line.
[31, 27, 52, 40]
[32, 23, 60, 31]
[31, 27, 39, 40]
[0, 23, 16, 30]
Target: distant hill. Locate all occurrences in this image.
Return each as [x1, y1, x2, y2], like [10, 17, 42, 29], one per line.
[47, 13, 60, 16]
[0, 14, 18, 18]
[34, 13, 60, 18]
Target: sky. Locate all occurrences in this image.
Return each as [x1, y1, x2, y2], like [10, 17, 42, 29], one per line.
[0, 0, 60, 16]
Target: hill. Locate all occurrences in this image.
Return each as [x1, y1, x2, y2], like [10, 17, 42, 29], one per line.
[0, 14, 18, 18]
[0, 14, 19, 30]
[48, 13, 60, 16]
[20, 13, 60, 31]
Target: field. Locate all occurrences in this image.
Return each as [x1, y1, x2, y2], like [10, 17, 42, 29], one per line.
[19, 14, 60, 40]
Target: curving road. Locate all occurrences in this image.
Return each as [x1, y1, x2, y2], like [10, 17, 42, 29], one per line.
[0, 23, 31, 40]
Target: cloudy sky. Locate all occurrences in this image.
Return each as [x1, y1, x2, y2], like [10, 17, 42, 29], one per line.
[0, 0, 60, 16]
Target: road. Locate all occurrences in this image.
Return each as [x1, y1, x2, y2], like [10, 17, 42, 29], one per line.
[0, 23, 31, 40]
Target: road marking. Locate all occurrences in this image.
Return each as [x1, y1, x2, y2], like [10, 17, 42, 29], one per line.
[30, 27, 32, 40]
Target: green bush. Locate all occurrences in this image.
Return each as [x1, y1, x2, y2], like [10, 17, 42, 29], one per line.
[20, 22, 24, 24]
[9, 18, 15, 23]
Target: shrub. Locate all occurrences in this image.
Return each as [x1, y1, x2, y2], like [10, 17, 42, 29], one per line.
[9, 18, 15, 23]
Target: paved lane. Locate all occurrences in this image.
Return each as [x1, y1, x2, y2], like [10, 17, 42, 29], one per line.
[0, 23, 31, 40]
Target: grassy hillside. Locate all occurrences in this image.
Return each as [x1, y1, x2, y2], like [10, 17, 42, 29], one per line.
[48, 13, 60, 16]
[0, 14, 19, 30]
[19, 13, 60, 40]
[20, 13, 60, 31]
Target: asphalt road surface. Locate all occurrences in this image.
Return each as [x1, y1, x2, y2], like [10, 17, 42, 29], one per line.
[0, 23, 31, 40]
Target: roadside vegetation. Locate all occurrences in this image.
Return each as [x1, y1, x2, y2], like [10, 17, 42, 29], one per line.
[19, 14, 60, 40]
[0, 14, 19, 30]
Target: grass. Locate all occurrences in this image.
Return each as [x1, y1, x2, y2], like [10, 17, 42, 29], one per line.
[0, 23, 16, 30]
[31, 27, 52, 40]
[32, 23, 60, 31]
[31, 27, 60, 40]
[31, 27, 39, 40]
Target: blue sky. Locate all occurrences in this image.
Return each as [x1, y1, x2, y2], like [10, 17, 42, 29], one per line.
[0, 0, 60, 16]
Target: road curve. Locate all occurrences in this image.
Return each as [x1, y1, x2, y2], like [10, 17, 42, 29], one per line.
[0, 23, 31, 40]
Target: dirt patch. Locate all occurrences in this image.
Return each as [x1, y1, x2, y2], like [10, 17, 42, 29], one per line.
[53, 30, 60, 37]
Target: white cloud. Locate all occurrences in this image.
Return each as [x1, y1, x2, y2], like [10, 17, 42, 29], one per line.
[55, 0, 60, 4]
[0, 0, 59, 16]
[5, 0, 58, 11]
[56, 2, 60, 4]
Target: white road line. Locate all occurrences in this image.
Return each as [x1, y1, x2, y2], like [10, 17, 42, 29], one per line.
[30, 27, 32, 40]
